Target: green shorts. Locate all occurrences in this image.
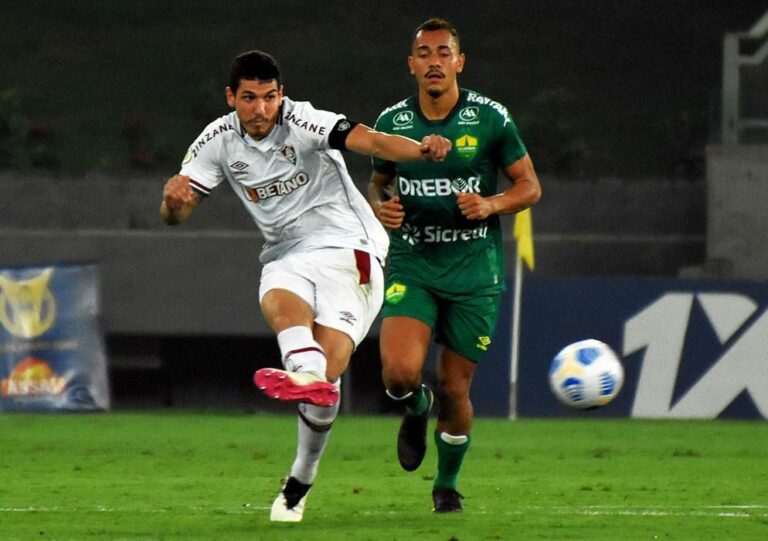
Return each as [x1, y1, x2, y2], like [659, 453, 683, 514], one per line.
[382, 279, 501, 363]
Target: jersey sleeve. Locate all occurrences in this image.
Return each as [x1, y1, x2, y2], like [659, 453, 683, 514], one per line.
[178, 118, 229, 196]
[371, 112, 396, 175]
[493, 108, 528, 168]
[284, 100, 345, 151]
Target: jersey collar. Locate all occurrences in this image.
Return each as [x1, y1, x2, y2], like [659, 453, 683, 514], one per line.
[412, 88, 467, 126]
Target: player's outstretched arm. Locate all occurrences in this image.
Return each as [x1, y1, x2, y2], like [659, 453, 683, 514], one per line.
[456, 153, 541, 220]
[368, 170, 404, 229]
[345, 124, 451, 162]
[160, 174, 200, 225]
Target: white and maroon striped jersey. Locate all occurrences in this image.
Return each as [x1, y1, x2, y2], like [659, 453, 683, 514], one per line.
[179, 97, 388, 264]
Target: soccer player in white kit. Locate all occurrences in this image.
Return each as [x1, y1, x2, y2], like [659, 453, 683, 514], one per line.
[160, 50, 451, 522]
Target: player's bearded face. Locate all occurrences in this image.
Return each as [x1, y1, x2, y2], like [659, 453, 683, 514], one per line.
[227, 79, 283, 140]
[409, 29, 464, 99]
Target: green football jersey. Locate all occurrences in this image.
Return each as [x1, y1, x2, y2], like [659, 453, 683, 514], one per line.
[373, 88, 527, 293]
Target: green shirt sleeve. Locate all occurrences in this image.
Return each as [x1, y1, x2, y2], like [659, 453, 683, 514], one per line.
[494, 110, 528, 168]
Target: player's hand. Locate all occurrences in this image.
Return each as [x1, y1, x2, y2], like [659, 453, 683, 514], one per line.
[376, 195, 405, 229]
[419, 134, 452, 161]
[456, 192, 495, 220]
[163, 175, 197, 210]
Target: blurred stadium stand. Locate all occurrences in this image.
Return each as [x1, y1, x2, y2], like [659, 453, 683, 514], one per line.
[688, 9, 768, 280]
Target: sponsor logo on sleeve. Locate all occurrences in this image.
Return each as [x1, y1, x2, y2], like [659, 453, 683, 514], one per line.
[466, 92, 511, 126]
[185, 121, 234, 162]
[285, 111, 327, 135]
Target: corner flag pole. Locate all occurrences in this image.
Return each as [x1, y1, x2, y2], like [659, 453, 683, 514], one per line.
[510, 208, 534, 420]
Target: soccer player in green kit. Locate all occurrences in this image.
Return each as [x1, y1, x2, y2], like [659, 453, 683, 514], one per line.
[368, 17, 541, 512]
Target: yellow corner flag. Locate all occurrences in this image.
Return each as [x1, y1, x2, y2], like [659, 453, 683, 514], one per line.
[513, 208, 535, 270]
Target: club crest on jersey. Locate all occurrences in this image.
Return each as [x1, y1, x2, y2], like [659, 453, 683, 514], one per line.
[278, 144, 297, 165]
[455, 134, 478, 159]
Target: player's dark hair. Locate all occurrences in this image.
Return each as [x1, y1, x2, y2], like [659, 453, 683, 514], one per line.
[412, 17, 460, 50]
[229, 50, 281, 93]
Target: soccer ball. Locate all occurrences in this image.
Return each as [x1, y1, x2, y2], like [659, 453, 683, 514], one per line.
[549, 339, 624, 409]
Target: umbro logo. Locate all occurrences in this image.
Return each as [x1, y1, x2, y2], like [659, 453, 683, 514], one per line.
[230, 161, 249, 171]
[339, 311, 357, 325]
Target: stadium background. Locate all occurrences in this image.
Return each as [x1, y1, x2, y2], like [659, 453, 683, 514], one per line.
[1, 1, 767, 413]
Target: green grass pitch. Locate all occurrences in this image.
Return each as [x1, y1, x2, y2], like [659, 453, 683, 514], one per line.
[1, 413, 767, 540]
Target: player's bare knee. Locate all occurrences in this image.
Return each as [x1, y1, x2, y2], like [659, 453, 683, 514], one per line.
[381, 364, 421, 394]
[437, 378, 470, 404]
[324, 356, 350, 382]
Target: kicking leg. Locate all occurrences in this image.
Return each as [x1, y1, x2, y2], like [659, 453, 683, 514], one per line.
[270, 324, 352, 522]
[271, 384, 341, 522]
[254, 289, 339, 406]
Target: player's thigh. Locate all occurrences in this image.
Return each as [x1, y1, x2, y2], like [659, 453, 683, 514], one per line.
[379, 316, 432, 378]
[312, 248, 384, 349]
[380, 278, 438, 368]
[259, 288, 315, 332]
[260, 248, 383, 349]
[259, 255, 317, 312]
[436, 292, 501, 363]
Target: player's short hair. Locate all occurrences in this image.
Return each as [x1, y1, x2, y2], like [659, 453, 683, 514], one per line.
[229, 50, 281, 93]
[412, 17, 460, 50]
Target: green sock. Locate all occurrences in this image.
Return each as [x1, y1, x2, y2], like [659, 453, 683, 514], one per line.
[433, 431, 471, 490]
[404, 385, 428, 416]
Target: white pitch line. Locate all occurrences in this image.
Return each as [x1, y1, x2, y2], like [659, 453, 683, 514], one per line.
[356, 504, 768, 518]
[489, 505, 768, 518]
[0, 505, 271, 513]
[3, 504, 766, 518]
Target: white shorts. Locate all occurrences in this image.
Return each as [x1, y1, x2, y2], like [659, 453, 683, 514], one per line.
[259, 247, 384, 346]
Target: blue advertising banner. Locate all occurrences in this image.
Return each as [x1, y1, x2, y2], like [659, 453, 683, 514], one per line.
[473, 276, 768, 419]
[0, 264, 110, 411]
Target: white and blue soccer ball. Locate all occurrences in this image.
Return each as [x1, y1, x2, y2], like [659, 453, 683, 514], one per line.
[549, 339, 624, 409]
